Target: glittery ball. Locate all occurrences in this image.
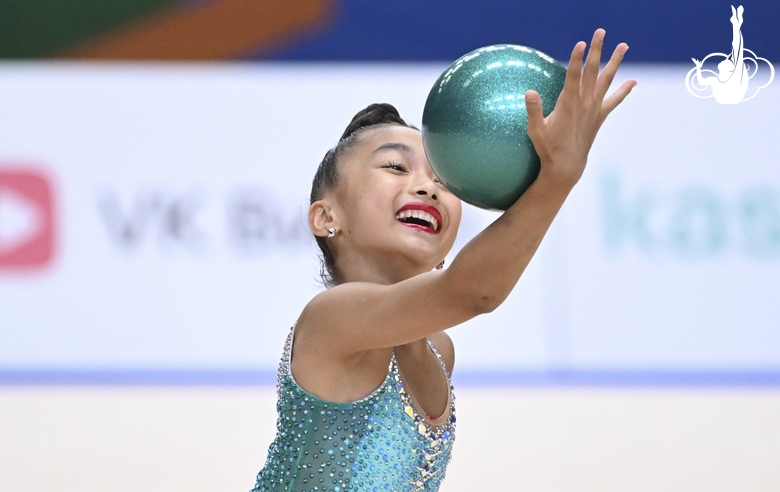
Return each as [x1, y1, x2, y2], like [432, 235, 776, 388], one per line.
[422, 44, 567, 210]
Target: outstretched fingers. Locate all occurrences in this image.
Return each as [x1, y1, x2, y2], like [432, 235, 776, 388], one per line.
[562, 41, 586, 98]
[520, 30, 636, 188]
[581, 29, 606, 97]
[594, 42, 630, 101]
[601, 79, 637, 116]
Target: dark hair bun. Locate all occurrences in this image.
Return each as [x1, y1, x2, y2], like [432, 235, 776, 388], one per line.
[339, 103, 409, 140]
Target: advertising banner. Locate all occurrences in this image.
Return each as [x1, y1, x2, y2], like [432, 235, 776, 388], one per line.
[1, 63, 778, 383]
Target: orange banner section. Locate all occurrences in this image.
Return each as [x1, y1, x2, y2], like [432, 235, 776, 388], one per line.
[62, 0, 333, 60]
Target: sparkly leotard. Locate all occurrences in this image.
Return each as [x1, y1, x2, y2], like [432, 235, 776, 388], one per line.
[252, 327, 456, 492]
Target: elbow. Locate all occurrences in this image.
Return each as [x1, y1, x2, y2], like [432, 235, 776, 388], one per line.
[442, 269, 506, 317]
[469, 292, 503, 316]
[478, 294, 502, 314]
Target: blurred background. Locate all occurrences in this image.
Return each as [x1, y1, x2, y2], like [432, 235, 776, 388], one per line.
[1, 1, 779, 491]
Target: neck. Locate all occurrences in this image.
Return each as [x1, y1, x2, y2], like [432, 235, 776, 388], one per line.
[337, 251, 435, 285]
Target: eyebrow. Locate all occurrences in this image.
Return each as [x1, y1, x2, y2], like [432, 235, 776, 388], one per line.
[372, 142, 413, 155]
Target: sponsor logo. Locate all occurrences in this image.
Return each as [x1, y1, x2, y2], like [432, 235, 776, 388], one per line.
[96, 187, 309, 255]
[0, 167, 55, 269]
[601, 171, 780, 260]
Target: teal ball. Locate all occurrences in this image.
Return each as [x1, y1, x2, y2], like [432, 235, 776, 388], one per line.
[422, 44, 566, 210]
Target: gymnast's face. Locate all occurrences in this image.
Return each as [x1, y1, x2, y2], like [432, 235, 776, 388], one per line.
[323, 125, 462, 280]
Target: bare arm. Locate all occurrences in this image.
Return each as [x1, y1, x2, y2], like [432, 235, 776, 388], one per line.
[299, 29, 636, 355]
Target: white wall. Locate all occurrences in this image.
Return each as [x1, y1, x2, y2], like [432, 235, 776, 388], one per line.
[1, 62, 779, 491]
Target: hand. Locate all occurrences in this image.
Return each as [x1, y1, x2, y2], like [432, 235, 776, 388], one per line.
[692, 58, 703, 68]
[524, 29, 636, 187]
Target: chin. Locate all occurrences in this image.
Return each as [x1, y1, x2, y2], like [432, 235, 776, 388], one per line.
[403, 245, 443, 265]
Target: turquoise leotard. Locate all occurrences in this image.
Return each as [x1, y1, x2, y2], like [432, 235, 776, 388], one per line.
[252, 327, 456, 491]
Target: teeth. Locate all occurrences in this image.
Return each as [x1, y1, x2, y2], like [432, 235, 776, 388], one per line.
[395, 209, 439, 231]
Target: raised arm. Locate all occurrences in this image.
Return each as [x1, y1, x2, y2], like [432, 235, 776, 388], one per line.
[300, 29, 636, 355]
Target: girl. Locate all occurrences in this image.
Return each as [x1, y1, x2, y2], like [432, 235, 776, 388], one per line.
[253, 29, 636, 492]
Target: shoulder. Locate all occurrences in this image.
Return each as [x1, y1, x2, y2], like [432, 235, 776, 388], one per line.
[299, 276, 469, 362]
[428, 331, 455, 376]
[301, 281, 384, 321]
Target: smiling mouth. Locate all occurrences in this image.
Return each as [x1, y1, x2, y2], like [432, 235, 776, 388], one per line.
[395, 209, 440, 233]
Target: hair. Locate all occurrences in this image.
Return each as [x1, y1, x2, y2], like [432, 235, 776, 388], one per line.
[310, 103, 417, 287]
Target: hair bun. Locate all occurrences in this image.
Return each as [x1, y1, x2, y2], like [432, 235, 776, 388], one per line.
[339, 103, 408, 140]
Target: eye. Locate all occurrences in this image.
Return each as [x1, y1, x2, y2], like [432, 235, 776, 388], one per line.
[381, 161, 408, 172]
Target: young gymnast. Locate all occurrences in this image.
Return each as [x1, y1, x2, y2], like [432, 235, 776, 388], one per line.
[252, 29, 636, 492]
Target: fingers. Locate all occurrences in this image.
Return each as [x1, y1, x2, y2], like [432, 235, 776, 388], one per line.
[556, 31, 635, 125]
[594, 43, 629, 101]
[562, 41, 586, 97]
[581, 28, 606, 96]
[525, 90, 546, 147]
[601, 79, 637, 116]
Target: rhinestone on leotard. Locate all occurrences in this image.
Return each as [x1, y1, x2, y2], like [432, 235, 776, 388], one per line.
[251, 326, 456, 491]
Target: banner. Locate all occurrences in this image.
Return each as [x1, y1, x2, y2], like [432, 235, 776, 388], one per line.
[1, 63, 778, 382]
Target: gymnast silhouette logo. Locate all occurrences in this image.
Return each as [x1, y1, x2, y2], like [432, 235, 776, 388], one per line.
[685, 5, 774, 104]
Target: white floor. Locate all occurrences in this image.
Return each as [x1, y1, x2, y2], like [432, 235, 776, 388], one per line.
[2, 387, 779, 492]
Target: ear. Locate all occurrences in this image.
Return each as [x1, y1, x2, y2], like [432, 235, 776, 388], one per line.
[308, 199, 338, 238]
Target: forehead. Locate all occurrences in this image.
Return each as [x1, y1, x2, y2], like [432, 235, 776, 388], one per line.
[352, 125, 424, 155]
[339, 125, 424, 172]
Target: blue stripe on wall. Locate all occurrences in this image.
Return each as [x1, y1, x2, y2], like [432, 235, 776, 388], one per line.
[260, 0, 780, 64]
[2, 369, 779, 387]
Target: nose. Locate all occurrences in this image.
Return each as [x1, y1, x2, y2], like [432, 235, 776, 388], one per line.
[412, 165, 440, 201]
[416, 189, 438, 201]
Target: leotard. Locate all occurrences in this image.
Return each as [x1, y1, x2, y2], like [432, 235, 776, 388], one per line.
[252, 326, 456, 491]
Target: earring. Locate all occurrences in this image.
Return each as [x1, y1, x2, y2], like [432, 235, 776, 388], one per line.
[436, 259, 445, 270]
[327, 227, 336, 239]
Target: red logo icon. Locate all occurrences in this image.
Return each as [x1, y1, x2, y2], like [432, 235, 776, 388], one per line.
[0, 167, 55, 269]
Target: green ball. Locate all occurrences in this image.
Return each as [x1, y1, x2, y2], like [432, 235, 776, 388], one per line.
[422, 44, 566, 210]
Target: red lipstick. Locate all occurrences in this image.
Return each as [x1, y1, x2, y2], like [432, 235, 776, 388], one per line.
[395, 202, 443, 234]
